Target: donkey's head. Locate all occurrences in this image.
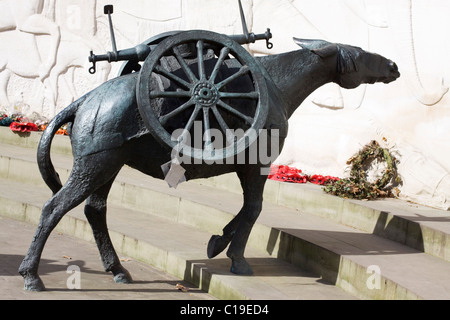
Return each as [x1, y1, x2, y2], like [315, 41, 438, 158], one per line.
[293, 38, 400, 89]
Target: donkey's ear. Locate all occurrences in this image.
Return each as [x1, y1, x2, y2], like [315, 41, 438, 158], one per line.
[293, 38, 337, 58]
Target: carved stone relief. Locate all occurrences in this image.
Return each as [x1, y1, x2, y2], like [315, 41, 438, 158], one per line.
[0, 0, 110, 116]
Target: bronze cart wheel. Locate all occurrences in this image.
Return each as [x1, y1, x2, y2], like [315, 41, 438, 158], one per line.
[137, 30, 268, 162]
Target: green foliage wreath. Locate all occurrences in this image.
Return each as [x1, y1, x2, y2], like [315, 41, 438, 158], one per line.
[323, 140, 401, 200]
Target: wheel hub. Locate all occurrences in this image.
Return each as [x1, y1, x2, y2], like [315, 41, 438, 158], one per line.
[193, 82, 218, 106]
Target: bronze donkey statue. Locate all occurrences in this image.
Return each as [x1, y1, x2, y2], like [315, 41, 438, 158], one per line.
[19, 37, 399, 291]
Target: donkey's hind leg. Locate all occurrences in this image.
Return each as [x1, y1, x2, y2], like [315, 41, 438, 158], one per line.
[18, 171, 98, 291]
[84, 174, 132, 284]
[19, 152, 125, 291]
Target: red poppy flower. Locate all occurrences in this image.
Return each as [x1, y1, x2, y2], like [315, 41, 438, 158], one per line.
[10, 122, 38, 133]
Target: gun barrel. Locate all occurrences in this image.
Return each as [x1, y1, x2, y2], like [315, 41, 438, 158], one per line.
[89, 44, 151, 64]
[88, 27, 272, 75]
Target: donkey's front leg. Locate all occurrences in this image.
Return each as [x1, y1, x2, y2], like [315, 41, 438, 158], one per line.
[226, 195, 263, 275]
[225, 170, 266, 275]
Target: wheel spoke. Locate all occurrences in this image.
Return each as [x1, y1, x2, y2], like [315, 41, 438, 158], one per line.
[219, 91, 259, 99]
[154, 65, 192, 89]
[149, 90, 192, 99]
[203, 107, 212, 148]
[211, 105, 235, 144]
[217, 100, 253, 125]
[216, 65, 250, 89]
[209, 47, 230, 83]
[178, 103, 202, 144]
[172, 45, 198, 83]
[159, 100, 195, 126]
[197, 40, 206, 81]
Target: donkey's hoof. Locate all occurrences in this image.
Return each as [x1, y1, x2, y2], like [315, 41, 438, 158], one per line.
[23, 275, 46, 291]
[114, 272, 133, 284]
[230, 258, 253, 275]
[207, 235, 230, 259]
[112, 266, 133, 284]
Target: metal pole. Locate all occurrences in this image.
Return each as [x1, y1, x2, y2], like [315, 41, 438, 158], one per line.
[104, 5, 118, 60]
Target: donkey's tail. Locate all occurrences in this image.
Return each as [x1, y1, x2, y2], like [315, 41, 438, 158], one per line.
[37, 96, 86, 194]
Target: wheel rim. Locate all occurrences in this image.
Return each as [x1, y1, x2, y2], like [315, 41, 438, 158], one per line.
[137, 30, 268, 162]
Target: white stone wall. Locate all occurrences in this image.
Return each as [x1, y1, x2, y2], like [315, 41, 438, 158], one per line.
[1, 0, 449, 210]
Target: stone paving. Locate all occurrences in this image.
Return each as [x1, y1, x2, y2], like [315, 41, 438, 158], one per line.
[0, 216, 216, 300]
